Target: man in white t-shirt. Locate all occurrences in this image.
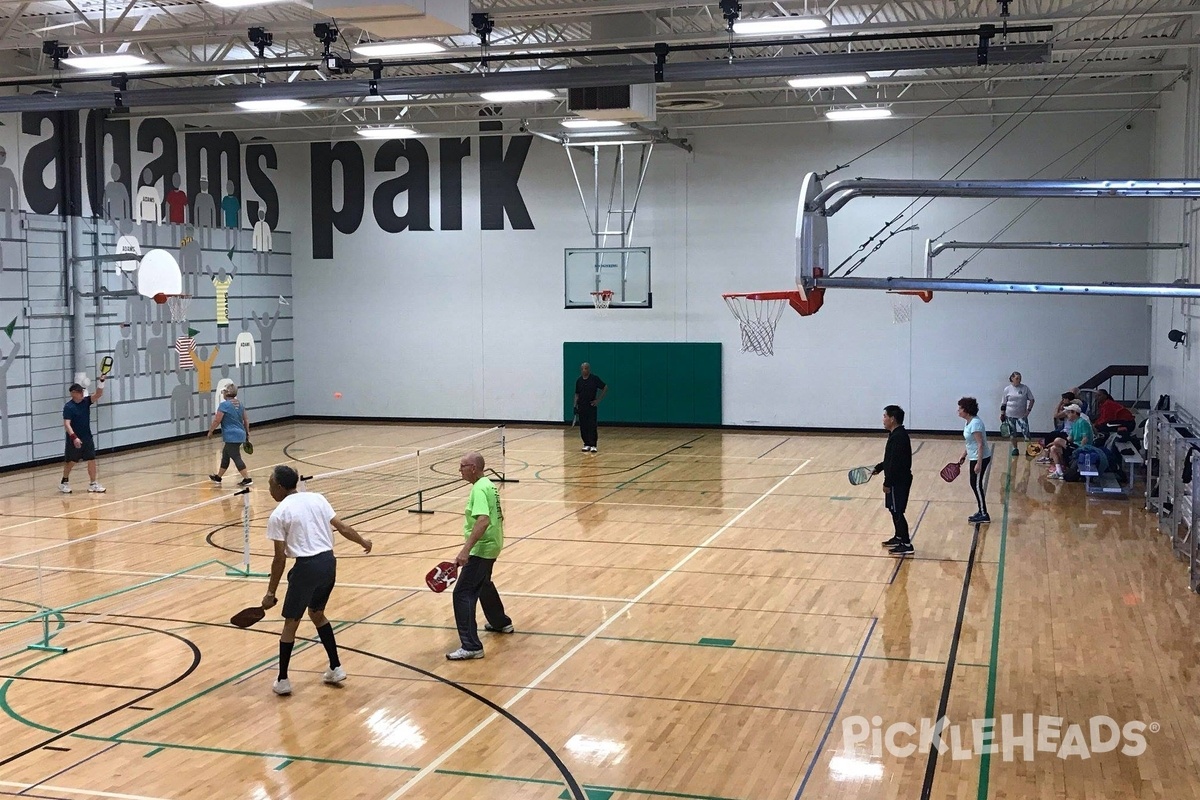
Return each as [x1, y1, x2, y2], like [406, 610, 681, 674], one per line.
[263, 464, 372, 696]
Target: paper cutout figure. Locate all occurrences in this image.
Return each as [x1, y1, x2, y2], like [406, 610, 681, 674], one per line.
[114, 218, 140, 273]
[254, 307, 280, 383]
[170, 371, 194, 434]
[179, 226, 203, 296]
[215, 374, 234, 412]
[145, 321, 170, 395]
[221, 180, 239, 249]
[193, 345, 218, 426]
[252, 208, 272, 274]
[103, 164, 131, 222]
[165, 173, 188, 225]
[193, 177, 217, 248]
[236, 318, 255, 386]
[174, 334, 196, 369]
[0, 147, 18, 239]
[205, 252, 236, 343]
[135, 168, 161, 241]
[114, 326, 137, 400]
[0, 340, 19, 446]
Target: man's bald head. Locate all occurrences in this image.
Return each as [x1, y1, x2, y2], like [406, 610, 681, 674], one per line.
[458, 451, 485, 483]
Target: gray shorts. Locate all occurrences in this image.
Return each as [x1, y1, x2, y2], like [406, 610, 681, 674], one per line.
[282, 550, 336, 620]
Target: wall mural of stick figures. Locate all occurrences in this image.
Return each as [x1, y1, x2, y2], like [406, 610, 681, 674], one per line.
[207, 251, 236, 344]
[253, 306, 279, 384]
[0, 148, 18, 241]
[193, 176, 217, 249]
[114, 324, 137, 400]
[145, 320, 170, 396]
[135, 167, 162, 243]
[170, 369, 194, 435]
[252, 207, 272, 274]
[0, 337, 20, 446]
[179, 225, 203, 297]
[235, 317, 255, 386]
[221, 180, 240, 249]
[103, 164, 131, 223]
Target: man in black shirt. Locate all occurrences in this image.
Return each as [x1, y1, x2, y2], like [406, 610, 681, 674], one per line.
[573, 362, 608, 453]
[874, 404, 914, 556]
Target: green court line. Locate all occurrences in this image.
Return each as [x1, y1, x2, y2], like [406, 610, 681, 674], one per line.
[697, 638, 735, 647]
[830, 496, 854, 501]
[976, 458, 1014, 800]
[143, 747, 163, 758]
[274, 759, 292, 771]
[561, 789, 614, 800]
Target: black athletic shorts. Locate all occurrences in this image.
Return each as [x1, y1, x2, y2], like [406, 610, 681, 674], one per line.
[885, 475, 912, 515]
[65, 435, 96, 462]
[282, 550, 337, 620]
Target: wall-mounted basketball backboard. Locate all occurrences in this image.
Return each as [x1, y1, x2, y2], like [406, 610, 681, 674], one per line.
[565, 246, 651, 309]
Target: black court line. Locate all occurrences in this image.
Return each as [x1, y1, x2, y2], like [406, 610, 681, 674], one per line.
[918, 520, 984, 800]
[889, 500, 931, 584]
[22, 742, 122, 798]
[0, 674, 154, 692]
[39, 746, 70, 752]
[755, 438, 789, 460]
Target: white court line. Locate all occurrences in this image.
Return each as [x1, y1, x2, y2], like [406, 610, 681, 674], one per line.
[0, 781, 169, 800]
[382, 457, 813, 799]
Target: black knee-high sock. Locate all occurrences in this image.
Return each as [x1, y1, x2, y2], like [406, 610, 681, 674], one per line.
[278, 640, 294, 680]
[316, 622, 340, 669]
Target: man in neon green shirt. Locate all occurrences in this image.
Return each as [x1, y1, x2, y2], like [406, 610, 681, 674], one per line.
[447, 450, 514, 660]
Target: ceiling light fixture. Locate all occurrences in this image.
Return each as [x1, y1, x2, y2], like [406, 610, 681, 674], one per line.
[788, 74, 868, 89]
[732, 16, 828, 35]
[825, 106, 893, 121]
[205, 0, 289, 8]
[235, 98, 309, 111]
[353, 41, 445, 57]
[560, 118, 624, 129]
[479, 89, 556, 102]
[357, 126, 419, 139]
[65, 53, 149, 71]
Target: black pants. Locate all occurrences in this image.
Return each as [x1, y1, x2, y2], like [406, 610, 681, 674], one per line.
[578, 404, 598, 448]
[453, 555, 511, 651]
[885, 476, 912, 544]
[969, 456, 992, 515]
[220, 441, 246, 471]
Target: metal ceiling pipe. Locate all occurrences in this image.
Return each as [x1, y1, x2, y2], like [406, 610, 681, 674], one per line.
[810, 178, 1200, 217]
[0, 42, 1051, 113]
[814, 276, 1200, 298]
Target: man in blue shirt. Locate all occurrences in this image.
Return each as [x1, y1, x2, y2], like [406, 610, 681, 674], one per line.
[61, 377, 106, 494]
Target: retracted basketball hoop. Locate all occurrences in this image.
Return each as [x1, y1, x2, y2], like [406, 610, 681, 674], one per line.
[154, 293, 192, 323]
[590, 290, 615, 312]
[886, 289, 933, 325]
[722, 288, 826, 356]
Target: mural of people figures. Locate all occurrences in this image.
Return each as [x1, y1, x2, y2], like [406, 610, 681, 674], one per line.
[253, 307, 279, 384]
[114, 218, 140, 275]
[135, 168, 162, 243]
[215, 366, 233, 412]
[193, 177, 218, 248]
[103, 164, 131, 222]
[221, 181, 240, 249]
[206, 254, 235, 344]
[114, 324, 137, 400]
[170, 370, 194, 435]
[0, 339, 19, 446]
[179, 225, 203, 297]
[252, 208, 272, 274]
[193, 344, 218, 426]
[0, 147, 18, 240]
[174, 328, 196, 371]
[165, 172, 188, 227]
[145, 321, 171, 396]
[125, 294, 152, 348]
[235, 318, 256, 386]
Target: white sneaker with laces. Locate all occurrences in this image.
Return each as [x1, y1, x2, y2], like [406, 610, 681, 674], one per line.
[446, 648, 484, 661]
[58, 482, 71, 494]
[88, 482, 106, 493]
[273, 678, 292, 695]
[323, 666, 346, 685]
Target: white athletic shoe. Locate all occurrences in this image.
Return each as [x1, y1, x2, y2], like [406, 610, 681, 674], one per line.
[58, 482, 71, 494]
[88, 482, 106, 493]
[581, 446, 589, 452]
[323, 666, 346, 685]
[446, 648, 484, 661]
[273, 678, 292, 695]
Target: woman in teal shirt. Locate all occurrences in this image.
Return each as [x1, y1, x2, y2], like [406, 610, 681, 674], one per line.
[956, 396, 993, 523]
[1047, 403, 1094, 480]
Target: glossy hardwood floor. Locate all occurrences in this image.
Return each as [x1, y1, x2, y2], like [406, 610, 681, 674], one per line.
[0, 421, 1195, 800]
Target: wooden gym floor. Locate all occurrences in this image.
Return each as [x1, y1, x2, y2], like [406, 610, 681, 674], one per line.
[0, 421, 1197, 800]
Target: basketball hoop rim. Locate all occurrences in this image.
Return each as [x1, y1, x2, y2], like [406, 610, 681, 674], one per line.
[886, 289, 934, 303]
[721, 290, 803, 302]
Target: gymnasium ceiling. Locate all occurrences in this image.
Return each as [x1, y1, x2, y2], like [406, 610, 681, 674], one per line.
[0, 0, 1189, 141]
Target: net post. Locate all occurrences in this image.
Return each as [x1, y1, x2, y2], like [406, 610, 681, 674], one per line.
[26, 555, 66, 654]
[494, 426, 519, 483]
[225, 488, 267, 577]
[408, 449, 434, 514]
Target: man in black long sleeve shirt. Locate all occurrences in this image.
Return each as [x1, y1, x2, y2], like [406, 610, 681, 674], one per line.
[874, 405, 914, 556]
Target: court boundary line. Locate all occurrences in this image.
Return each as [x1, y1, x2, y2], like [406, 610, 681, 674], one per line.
[380, 457, 814, 799]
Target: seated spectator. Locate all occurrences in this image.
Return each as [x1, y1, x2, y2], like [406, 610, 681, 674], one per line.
[1093, 389, 1135, 438]
[1048, 404, 1095, 480]
[1039, 391, 1080, 457]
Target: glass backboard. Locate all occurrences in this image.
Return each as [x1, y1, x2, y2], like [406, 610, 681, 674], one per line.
[564, 247, 651, 308]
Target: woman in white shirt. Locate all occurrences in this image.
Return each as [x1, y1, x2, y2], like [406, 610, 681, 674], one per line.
[956, 396, 993, 524]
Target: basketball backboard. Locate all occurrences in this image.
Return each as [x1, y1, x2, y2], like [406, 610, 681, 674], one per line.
[565, 247, 651, 308]
[137, 249, 182, 298]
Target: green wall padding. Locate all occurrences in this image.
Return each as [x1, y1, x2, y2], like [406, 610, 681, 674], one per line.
[563, 342, 722, 425]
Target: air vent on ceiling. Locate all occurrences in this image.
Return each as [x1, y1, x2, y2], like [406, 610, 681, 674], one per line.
[656, 97, 724, 111]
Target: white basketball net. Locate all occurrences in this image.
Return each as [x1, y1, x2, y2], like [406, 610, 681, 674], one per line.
[892, 293, 913, 324]
[591, 290, 614, 312]
[167, 295, 192, 323]
[723, 295, 787, 356]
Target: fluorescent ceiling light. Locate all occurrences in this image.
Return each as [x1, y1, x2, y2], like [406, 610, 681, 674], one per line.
[357, 126, 419, 139]
[205, 0, 290, 7]
[788, 74, 869, 89]
[364, 94, 413, 103]
[235, 98, 309, 111]
[479, 89, 557, 102]
[65, 54, 149, 70]
[353, 41, 445, 57]
[560, 118, 624, 129]
[732, 16, 828, 35]
[825, 107, 893, 121]
[867, 68, 930, 79]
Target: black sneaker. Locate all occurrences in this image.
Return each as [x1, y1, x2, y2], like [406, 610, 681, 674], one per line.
[881, 537, 903, 548]
[968, 512, 991, 524]
[238, 477, 253, 486]
[1011, 447, 1020, 457]
[209, 474, 222, 483]
[889, 542, 914, 556]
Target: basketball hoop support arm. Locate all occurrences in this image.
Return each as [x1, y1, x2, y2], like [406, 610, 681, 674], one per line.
[795, 173, 1200, 298]
[923, 240, 1189, 278]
